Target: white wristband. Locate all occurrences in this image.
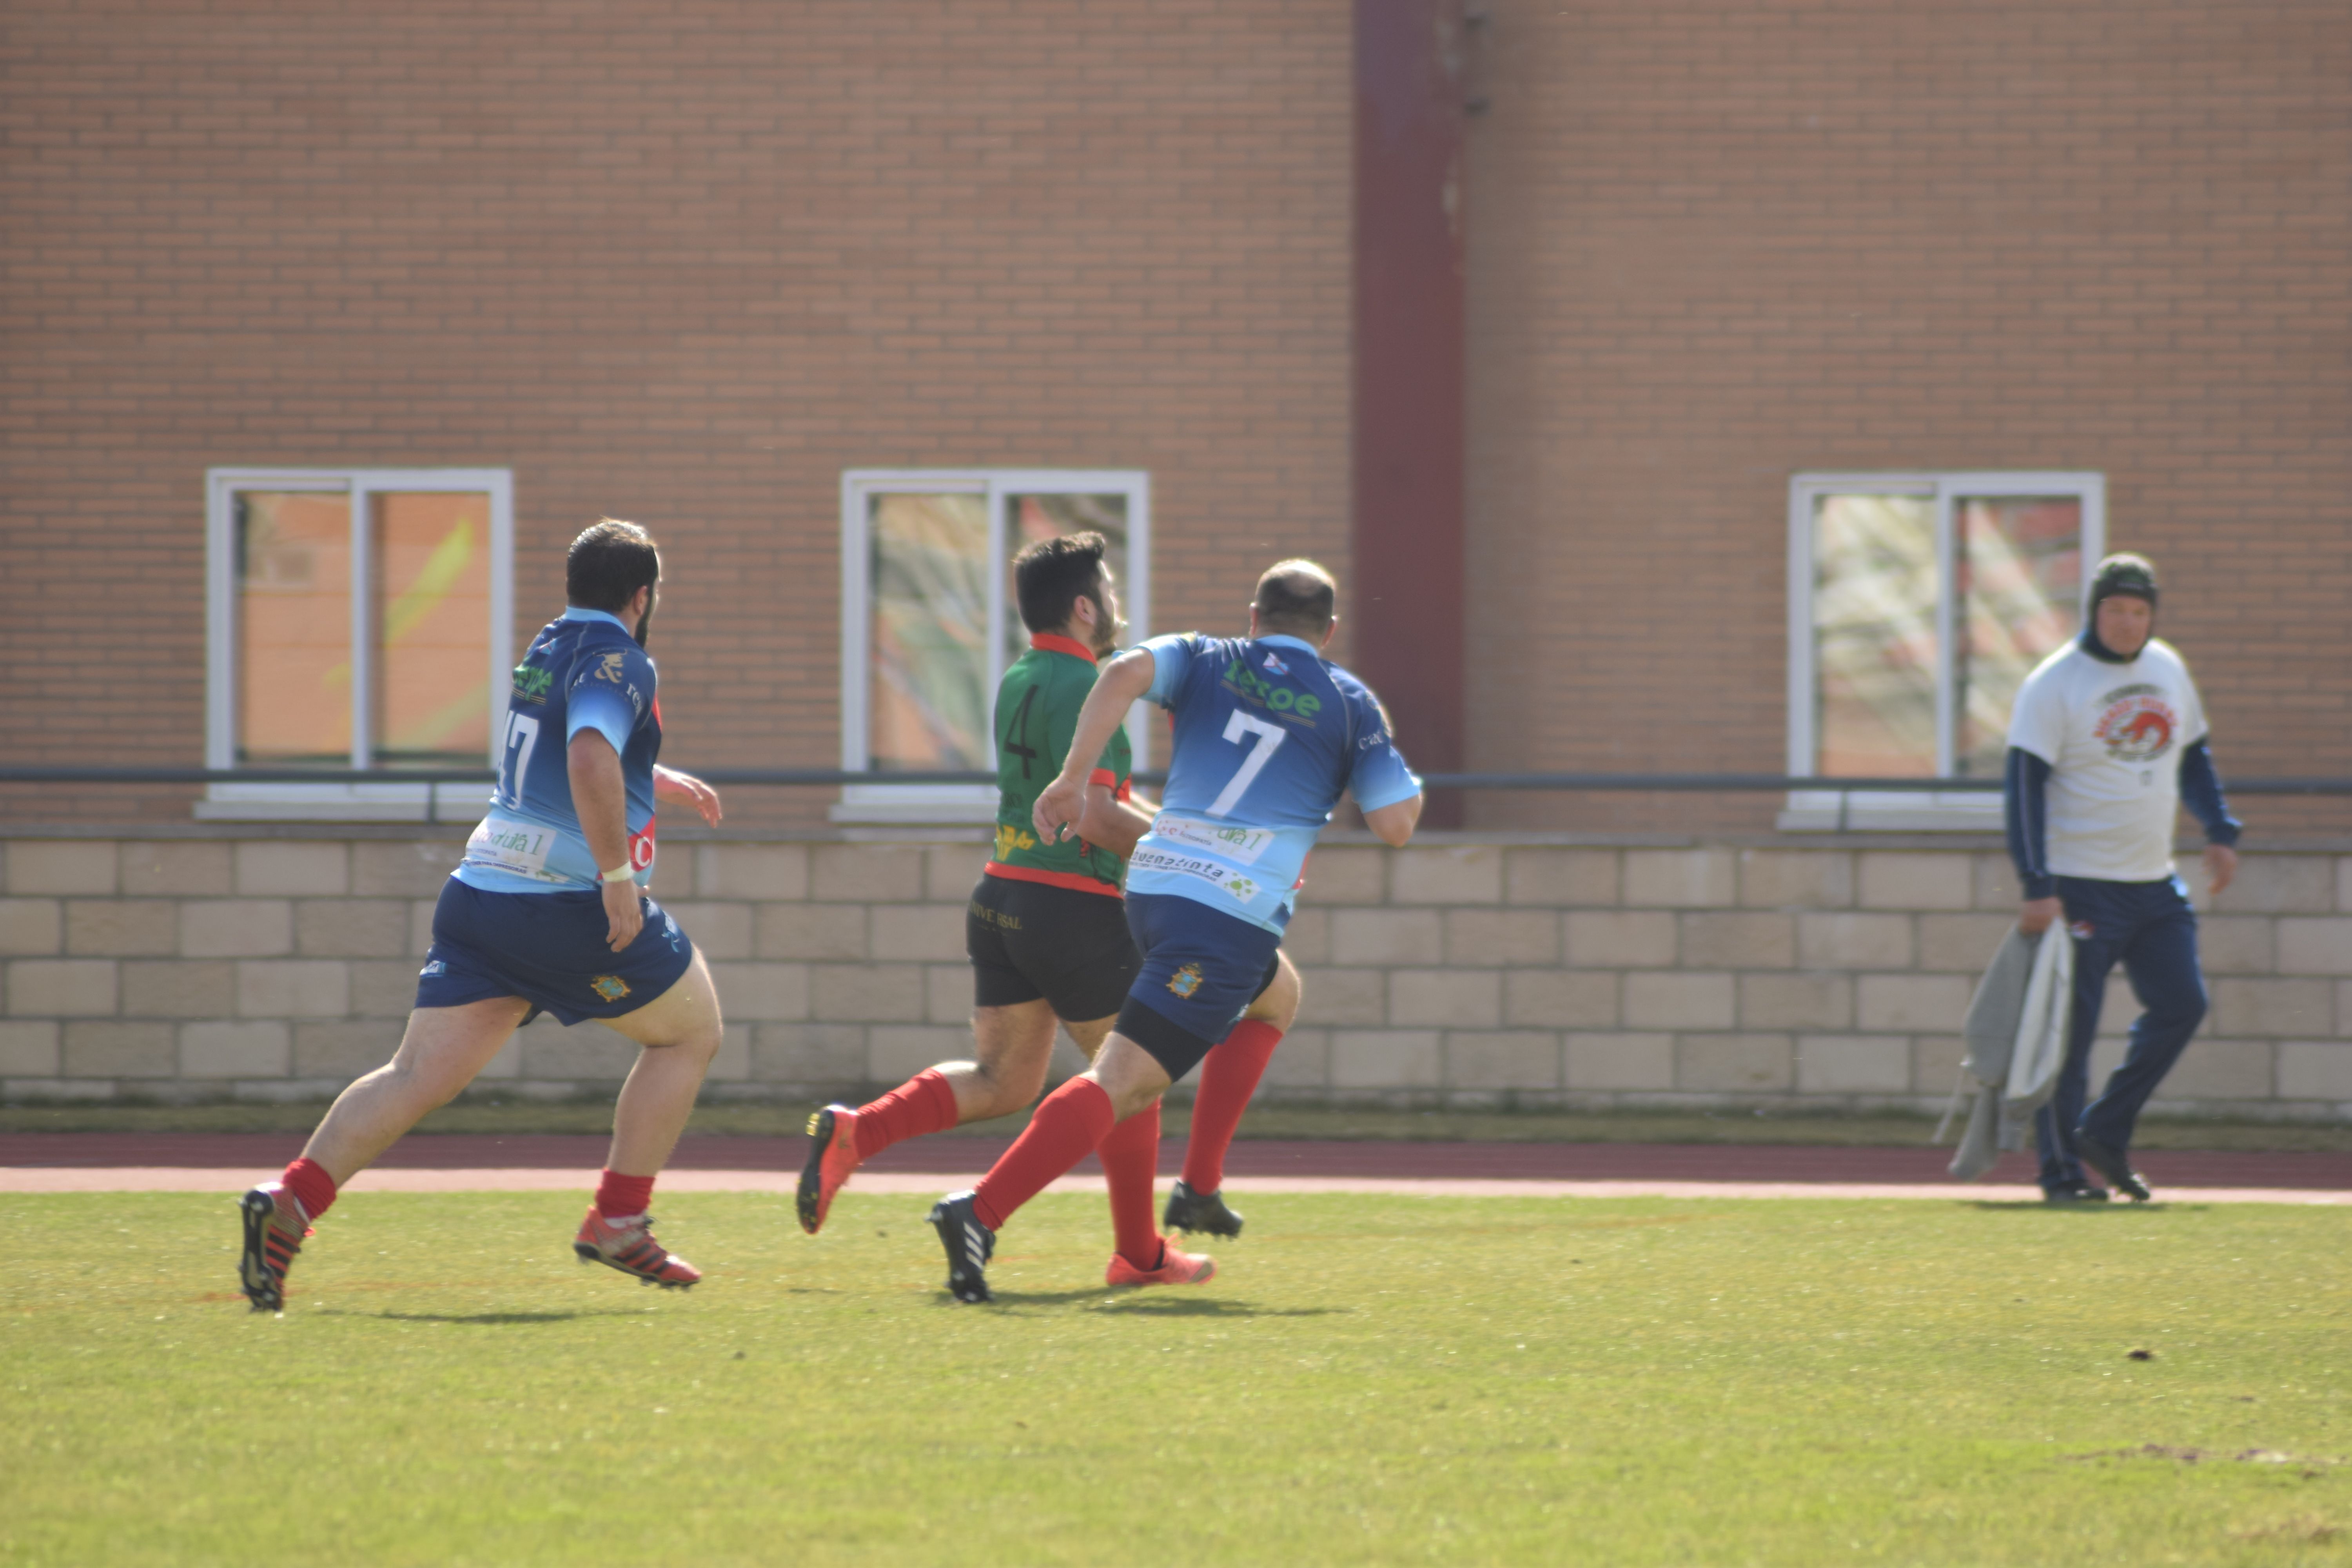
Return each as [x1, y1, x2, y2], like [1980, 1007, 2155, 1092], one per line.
[600, 863, 636, 884]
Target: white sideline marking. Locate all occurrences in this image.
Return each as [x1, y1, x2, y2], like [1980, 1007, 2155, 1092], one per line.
[4, 1167, 2350, 1205]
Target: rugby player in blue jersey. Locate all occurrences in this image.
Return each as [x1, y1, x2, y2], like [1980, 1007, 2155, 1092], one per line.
[926, 559, 1423, 1302]
[237, 520, 728, 1311]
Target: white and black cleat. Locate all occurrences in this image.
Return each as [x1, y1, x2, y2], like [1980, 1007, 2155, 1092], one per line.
[927, 1190, 996, 1304]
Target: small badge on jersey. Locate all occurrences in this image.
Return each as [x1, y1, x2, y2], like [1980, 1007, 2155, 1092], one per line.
[1261, 650, 1290, 675]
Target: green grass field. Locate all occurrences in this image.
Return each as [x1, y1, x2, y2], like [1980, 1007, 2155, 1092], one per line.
[7, 1190, 2349, 1566]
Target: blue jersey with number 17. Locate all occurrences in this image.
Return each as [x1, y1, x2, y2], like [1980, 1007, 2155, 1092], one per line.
[454, 607, 662, 896]
[1125, 632, 1421, 933]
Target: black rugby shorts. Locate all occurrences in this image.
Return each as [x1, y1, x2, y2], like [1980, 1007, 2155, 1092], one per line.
[965, 873, 1142, 1022]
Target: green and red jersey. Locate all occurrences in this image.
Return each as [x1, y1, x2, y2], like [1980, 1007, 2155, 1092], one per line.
[985, 632, 1133, 897]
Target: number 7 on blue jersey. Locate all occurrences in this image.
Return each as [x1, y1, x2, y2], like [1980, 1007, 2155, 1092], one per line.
[497, 711, 541, 808]
[1207, 710, 1286, 817]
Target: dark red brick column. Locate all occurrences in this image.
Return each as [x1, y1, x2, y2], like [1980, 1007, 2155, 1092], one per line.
[1352, 0, 1468, 823]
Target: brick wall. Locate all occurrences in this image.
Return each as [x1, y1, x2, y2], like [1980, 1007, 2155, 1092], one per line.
[1463, 0, 2352, 832]
[0, 0, 1355, 827]
[8, 830, 2350, 1118]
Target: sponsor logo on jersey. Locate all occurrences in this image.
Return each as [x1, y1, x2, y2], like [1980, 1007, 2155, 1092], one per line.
[994, 822, 1041, 860]
[464, 817, 560, 881]
[1220, 657, 1323, 721]
[594, 651, 628, 684]
[590, 975, 633, 1002]
[2092, 686, 2176, 764]
[1166, 964, 1205, 999]
[419, 960, 446, 977]
[1130, 847, 1262, 904]
[1149, 815, 1276, 865]
[511, 665, 553, 705]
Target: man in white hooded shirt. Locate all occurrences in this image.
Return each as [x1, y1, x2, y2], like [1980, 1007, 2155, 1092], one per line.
[2003, 553, 2240, 1203]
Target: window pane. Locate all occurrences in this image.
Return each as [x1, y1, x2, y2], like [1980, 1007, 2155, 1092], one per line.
[869, 492, 989, 771]
[1812, 494, 1936, 777]
[236, 491, 352, 764]
[1955, 496, 2081, 777]
[1004, 493, 1129, 663]
[372, 492, 494, 767]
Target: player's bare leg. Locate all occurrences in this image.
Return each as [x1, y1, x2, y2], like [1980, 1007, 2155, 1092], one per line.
[239, 995, 530, 1310]
[944, 999, 1076, 1120]
[599, 949, 726, 1178]
[572, 951, 724, 1289]
[1169, 952, 1302, 1238]
[299, 995, 535, 1183]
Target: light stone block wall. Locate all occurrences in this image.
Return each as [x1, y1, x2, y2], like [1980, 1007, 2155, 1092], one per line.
[6, 831, 2352, 1119]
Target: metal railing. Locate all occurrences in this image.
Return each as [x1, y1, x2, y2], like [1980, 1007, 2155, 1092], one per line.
[2, 766, 2348, 795]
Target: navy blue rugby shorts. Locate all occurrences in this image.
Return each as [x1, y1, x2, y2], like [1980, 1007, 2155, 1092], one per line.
[1116, 890, 1283, 1081]
[415, 877, 696, 1026]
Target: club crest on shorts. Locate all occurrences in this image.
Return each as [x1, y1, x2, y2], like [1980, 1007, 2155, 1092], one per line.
[590, 974, 633, 1002]
[2069, 920, 2096, 941]
[1166, 964, 1205, 1000]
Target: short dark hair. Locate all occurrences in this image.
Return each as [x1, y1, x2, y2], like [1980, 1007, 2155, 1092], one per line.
[1252, 559, 1336, 637]
[1013, 532, 1109, 634]
[566, 519, 660, 612]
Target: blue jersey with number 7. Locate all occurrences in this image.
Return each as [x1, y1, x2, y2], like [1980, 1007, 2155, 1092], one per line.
[1126, 632, 1420, 933]
[454, 607, 662, 896]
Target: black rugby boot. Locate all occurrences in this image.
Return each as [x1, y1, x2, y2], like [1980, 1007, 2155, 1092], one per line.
[1161, 1178, 1245, 1238]
[928, 1190, 996, 1303]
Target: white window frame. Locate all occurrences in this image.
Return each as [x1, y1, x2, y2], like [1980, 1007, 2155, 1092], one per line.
[202, 467, 515, 821]
[1784, 471, 2104, 831]
[837, 469, 1151, 824]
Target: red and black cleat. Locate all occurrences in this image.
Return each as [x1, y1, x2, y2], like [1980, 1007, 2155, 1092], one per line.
[796, 1103, 865, 1236]
[238, 1183, 311, 1312]
[573, 1207, 701, 1289]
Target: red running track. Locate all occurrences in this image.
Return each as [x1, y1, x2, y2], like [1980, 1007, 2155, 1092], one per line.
[5, 1133, 2349, 1190]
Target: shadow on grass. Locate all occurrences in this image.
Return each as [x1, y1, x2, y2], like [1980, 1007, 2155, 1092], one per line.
[328, 1308, 642, 1325]
[1957, 1213, 2192, 1222]
[959, 1287, 1345, 1318]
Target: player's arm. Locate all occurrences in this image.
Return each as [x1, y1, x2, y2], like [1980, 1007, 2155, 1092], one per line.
[653, 764, 724, 826]
[1076, 782, 1156, 858]
[1362, 792, 1423, 848]
[1346, 686, 1425, 848]
[568, 731, 643, 951]
[1034, 648, 1155, 845]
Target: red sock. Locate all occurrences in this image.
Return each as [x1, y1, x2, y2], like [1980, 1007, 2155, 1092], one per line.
[280, 1157, 337, 1223]
[595, 1170, 656, 1220]
[855, 1067, 961, 1159]
[1183, 1020, 1283, 1193]
[971, 1077, 1116, 1232]
[1098, 1099, 1164, 1271]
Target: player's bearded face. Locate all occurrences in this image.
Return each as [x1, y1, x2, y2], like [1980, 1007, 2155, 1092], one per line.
[1087, 578, 1125, 655]
[633, 581, 658, 648]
